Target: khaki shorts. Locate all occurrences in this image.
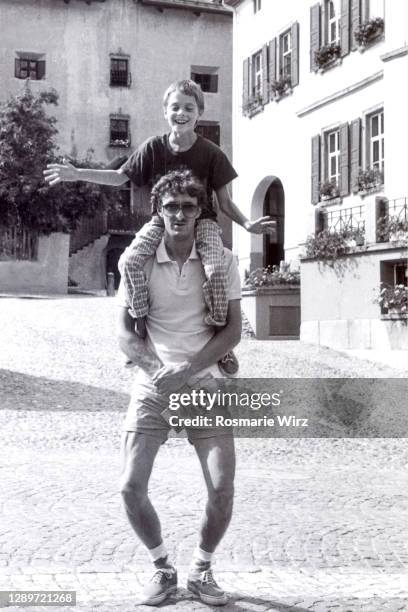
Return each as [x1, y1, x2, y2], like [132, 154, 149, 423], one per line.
[123, 372, 232, 443]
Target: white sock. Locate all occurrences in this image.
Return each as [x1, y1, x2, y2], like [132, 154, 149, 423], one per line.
[148, 542, 169, 566]
[190, 546, 213, 574]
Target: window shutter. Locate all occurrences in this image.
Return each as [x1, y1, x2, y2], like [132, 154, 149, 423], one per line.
[310, 3, 321, 72]
[339, 122, 349, 196]
[14, 58, 21, 78]
[311, 134, 321, 205]
[351, 0, 361, 51]
[210, 74, 218, 93]
[269, 38, 277, 85]
[340, 0, 350, 57]
[261, 43, 269, 104]
[242, 57, 250, 108]
[350, 118, 361, 193]
[37, 60, 46, 80]
[291, 21, 300, 87]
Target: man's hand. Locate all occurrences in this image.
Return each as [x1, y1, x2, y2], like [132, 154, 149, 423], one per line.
[151, 362, 193, 394]
[43, 160, 78, 186]
[245, 216, 277, 235]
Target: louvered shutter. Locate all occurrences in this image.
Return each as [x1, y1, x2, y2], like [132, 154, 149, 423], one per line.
[14, 58, 21, 78]
[269, 38, 277, 86]
[339, 123, 349, 196]
[261, 44, 269, 104]
[37, 60, 46, 80]
[310, 4, 321, 72]
[291, 22, 300, 87]
[311, 134, 321, 204]
[340, 0, 351, 57]
[351, 0, 361, 51]
[242, 57, 250, 110]
[350, 118, 361, 193]
[210, 74, 219, 93]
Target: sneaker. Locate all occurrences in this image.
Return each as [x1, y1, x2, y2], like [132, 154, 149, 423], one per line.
[218, 350, 239, 377]
[140, 567, 177, 606]
[187, 568, 228, 606]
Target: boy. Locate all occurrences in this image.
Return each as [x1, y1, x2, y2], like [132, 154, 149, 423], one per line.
[44, 80, 275, 373]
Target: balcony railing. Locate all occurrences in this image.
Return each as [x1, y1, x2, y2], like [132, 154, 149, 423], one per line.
[318, 204, 366, 237]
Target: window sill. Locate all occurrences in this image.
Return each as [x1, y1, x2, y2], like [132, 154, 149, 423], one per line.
[380, 312, 408, 320]
[357, 184, 384, 198]
[357, 33, 385, 53]
[319, 195, 342, 205]
[273, 88, 293, 102]
[109, 142, 131, 148]
[243, 103, 264, 119]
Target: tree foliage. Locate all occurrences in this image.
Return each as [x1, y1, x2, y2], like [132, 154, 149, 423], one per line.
[0, 86, 119, 234]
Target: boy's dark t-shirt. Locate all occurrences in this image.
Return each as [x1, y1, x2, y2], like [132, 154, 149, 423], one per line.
[120, 134, 238, 218]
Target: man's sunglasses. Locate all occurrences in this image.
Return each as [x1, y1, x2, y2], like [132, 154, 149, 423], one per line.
[161, 202, 199, 218]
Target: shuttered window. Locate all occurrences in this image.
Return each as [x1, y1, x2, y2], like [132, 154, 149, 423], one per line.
[110, 58, 130, 87]
[253, 0, 261, 13]
[368, 110, 384, 171]
[311, 135, 321, 205]
[310, 4, 321, 71]
[326, 0, 340, 43]
[252, 51, 262, 97]
[350, 118, 361, 193]
[326, 129, 340, 185]
[280, 30, 292, 79]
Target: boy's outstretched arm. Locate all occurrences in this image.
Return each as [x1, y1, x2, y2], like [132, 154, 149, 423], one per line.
[43, 159, 128, 187]
[216, 184, 276, 235]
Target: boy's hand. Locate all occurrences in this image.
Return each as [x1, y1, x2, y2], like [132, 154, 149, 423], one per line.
[152, 362, 193, 394]
[43, 159, 78, 185]
[245, 216, 277, 235]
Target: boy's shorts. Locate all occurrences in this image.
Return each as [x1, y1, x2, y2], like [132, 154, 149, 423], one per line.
[123, 371, 232, 443]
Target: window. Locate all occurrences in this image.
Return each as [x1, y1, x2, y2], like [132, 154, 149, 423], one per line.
[15, 57, 45, 80]
[326, 129, 340, 185]
[196, 122, 220, 146]
[325, 0, 340, 44]
[110, 58, 130, 87]
[109, 117, 130, 147]
[253, 0, 261, 13]
[252, 51, 262, 96]
[362, 0, 384, 20]
[368, 110, 384, 172]
[191, 72, 218, 93]
[280, 30, 292, 79]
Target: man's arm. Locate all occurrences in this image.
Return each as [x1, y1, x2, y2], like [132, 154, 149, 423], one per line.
[152, 299, 242, 394]
[216, 184, 276, 235]
[117, 306, 162, 378]
[43, 160, 128, 187]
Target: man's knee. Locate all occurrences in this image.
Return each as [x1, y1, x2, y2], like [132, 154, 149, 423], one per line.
[120, 473, 149, 506]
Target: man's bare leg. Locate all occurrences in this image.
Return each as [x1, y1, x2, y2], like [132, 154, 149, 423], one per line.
[187, 435, 235, 606]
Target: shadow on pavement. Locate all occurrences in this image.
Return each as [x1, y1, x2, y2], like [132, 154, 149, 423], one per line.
[0, 368, 129, 412]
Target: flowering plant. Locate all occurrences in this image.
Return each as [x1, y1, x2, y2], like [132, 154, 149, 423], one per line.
[270, 77, 291, 97]
[110, 138, 130, 147]
[315, 43, 341, 68]
[377, 215, 408, 243]
[242, 93, 263, 116]
[374, 283, 408, 312]
[305, 228, 365, 264]
[244, 265, 300, 289]
[355, 17, 384, 46]
[319, 180, 339, 199]
[357, 167, 383, 192]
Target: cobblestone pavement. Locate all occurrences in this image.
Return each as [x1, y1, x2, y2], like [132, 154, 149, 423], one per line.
[1, 297, 408, 611]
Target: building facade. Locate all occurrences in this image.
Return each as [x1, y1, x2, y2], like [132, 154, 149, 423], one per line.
[226, 0, 408, 351]
[0, 0, 233, 290]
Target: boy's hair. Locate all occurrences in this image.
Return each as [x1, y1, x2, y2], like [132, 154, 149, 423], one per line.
[151, 169, 207, 212]
[162, 79, 205, 114]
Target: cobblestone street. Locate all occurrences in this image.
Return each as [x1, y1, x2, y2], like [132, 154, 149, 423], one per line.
[1, 296, 408, 611]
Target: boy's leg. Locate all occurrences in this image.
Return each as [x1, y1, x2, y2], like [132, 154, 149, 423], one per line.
[118, 218, 164, 332]
[195, 219, 228, 327]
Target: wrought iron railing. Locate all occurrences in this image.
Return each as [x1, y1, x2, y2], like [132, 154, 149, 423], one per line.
[376, 196, 408, 242]
[323, 205, 366, 236]
[0, 226, 38, 260]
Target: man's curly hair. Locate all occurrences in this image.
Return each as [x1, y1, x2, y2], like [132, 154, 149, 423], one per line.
[151, 169, 207, 212]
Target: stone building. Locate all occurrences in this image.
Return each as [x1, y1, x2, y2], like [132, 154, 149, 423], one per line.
[225, 0, 407, 352]
[0, 0, 233, 291]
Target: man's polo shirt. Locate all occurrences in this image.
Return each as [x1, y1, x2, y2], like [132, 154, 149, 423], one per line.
[118, 238, 241, 371]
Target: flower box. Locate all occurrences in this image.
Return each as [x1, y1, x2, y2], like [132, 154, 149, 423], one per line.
[355, 17, 384, 49]
[109, 138, 131, 148]
[315, 43, 341, 71]
[356, 168, 383, 195]
[319, 181, 339, 201]
[243, 95, 264, 118]
[270, 77, 292, 101]
[242, 285, 301, 340]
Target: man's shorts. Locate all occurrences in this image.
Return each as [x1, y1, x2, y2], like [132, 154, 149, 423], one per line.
[123, 371, 233, 444]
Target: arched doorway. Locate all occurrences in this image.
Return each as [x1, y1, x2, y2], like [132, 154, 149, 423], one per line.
[263, 181, 284, 268]
[250, 176, 285, 271]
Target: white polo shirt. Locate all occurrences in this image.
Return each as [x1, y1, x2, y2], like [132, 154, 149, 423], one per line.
[118, 238, 241, 371]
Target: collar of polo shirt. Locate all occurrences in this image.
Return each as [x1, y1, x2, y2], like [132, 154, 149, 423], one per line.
[155, 238, 199, 263]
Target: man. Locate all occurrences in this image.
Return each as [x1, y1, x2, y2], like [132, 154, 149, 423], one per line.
[117, 169, 241, 606]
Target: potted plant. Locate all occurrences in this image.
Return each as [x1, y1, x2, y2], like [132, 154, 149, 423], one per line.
[315, 43, 341, 70]
[305, 229, 356, 265]
[242, 265, 301, 339]
[243, 93, 264, 117]
[357, 167, 383, 194]
[355, 17, 384, 48]
[270, 77, 292, 101]
[377, 215, 408, 244]
[110, 138, 130, 148]
[374, 282, 408, 314]
[319, 180, 339, 200]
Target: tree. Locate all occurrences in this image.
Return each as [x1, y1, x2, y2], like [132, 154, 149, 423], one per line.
[0, 86, 118, 235]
